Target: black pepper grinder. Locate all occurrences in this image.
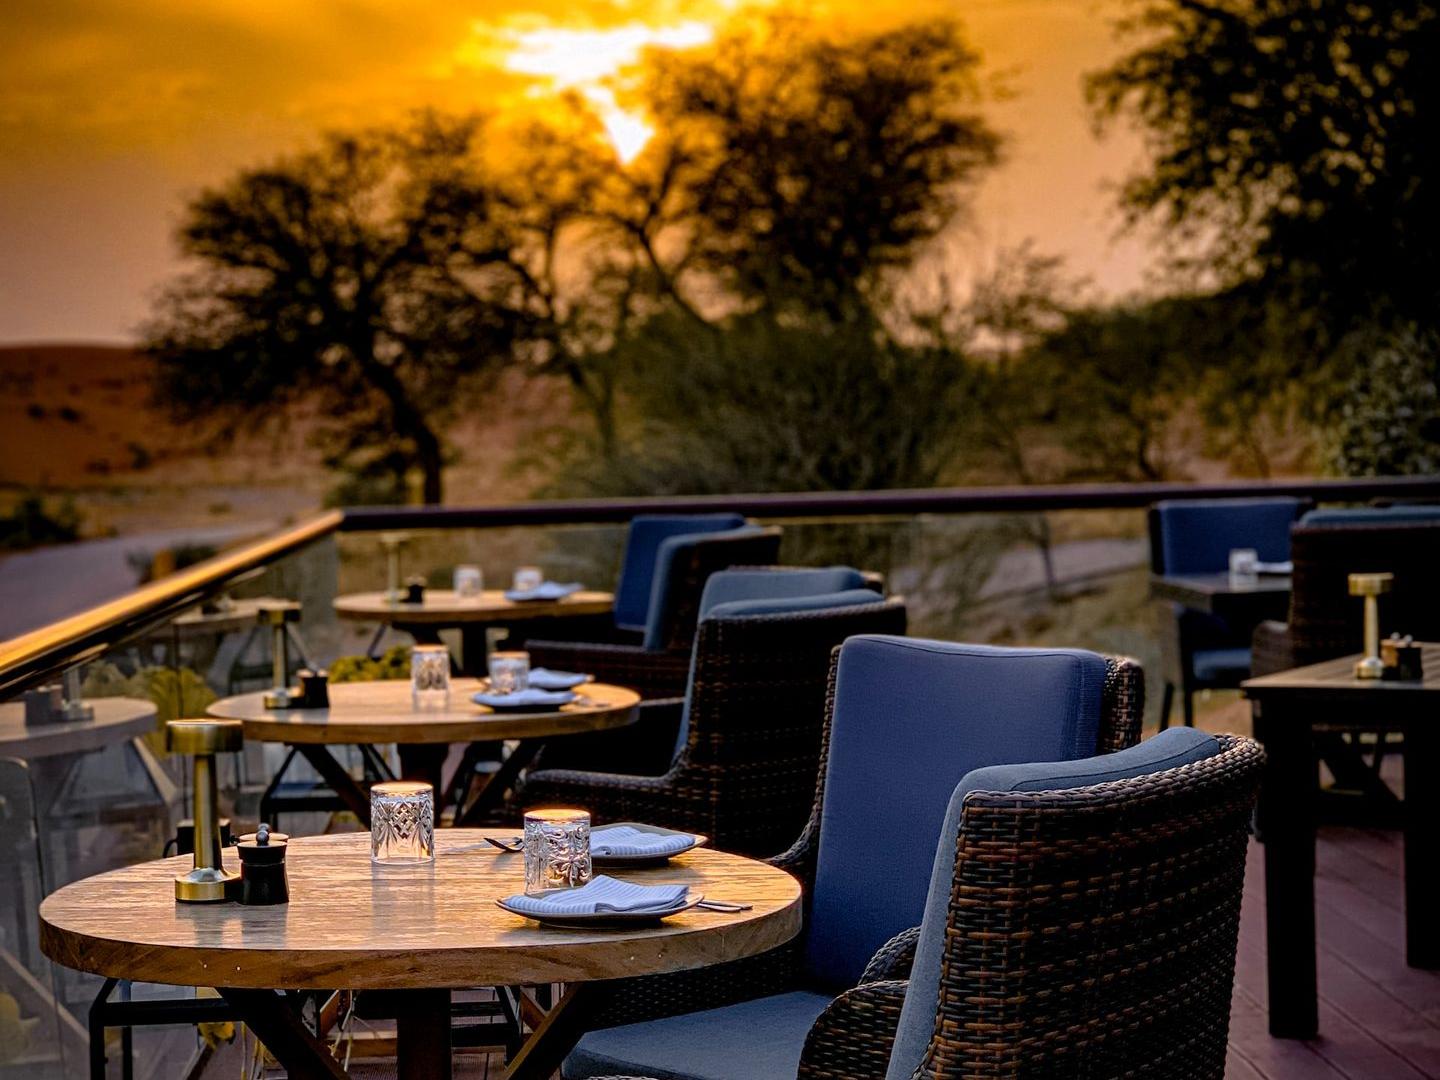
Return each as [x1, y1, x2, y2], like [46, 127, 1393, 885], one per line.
[236, 824, 289, 905]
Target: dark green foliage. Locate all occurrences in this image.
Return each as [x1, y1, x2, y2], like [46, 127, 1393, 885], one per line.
[1090, 0, 1440, 338]
[1090, 0, 1440, 470]
[0, 494, 81, 551]
[556, 15, 1003, 496]
[1325, 324, 1440, 476]
[567, 311, 972, 496]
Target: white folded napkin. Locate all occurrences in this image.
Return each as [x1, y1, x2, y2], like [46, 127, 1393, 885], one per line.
[502, 875, 689, 917]
[592, 825, 694, 858]
[529, 667, 591, 690]
[472, 688, 575, 709]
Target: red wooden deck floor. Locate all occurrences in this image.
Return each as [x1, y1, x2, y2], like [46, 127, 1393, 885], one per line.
[1229, 827, 1440, 1078]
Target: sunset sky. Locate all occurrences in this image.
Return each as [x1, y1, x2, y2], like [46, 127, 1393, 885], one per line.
[0, 0, 1152, 343]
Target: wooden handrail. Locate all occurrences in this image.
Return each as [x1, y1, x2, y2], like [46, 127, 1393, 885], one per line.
[0, 511, 342, 698]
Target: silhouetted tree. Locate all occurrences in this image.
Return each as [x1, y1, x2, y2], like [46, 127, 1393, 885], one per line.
[553, 14, 1006, 495]
[144, 114, 526, 503]
[1090, 0, 1440, 344]
[633, 15, 1002, 319]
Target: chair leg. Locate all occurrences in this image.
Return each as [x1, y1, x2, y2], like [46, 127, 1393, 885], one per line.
[1182, 688, 1196, 728]
[1159, 683, 1175, 730]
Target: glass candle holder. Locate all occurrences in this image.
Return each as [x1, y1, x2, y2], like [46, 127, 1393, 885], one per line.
[371, 781, 434, 865]
[454, 564, 483, 597]
[513, 565, 544, 593]
[1229, 547, 1260, 585]
[411, 644, 450, 711]
[488, 650, 530, 695]
[524, 808, 592, 895]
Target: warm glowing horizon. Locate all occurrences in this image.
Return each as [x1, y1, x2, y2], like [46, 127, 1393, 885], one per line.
[0, 0, 1153, 342]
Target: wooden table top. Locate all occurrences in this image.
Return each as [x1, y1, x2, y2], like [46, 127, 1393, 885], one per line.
[333, 589, 614, 626]
[39, 831, 803, 990]
[208, 679, 640, 745]
[0, 697, 157, 759]
[1244, 643, 1440, 698]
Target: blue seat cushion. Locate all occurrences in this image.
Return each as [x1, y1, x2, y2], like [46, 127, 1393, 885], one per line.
[698, 567, 867, 618]
[805, 637, 1108, 990]
[1301, 506, 1440, 528]
[642, 525, 768, 650]
[886, 727, 1222, 1080]
[1192, 647, 1251, 683]
[563, 990, 831, 1080]
[614, 515, 745, 632]
[1153, 497, 1304, 575]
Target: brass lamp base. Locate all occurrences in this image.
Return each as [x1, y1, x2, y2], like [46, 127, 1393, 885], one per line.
[264, 687, 301, 709]
[1355, 655, 1386, 680]
[175, 865, 241, 903]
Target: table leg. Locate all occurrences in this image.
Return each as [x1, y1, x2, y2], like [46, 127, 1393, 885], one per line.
[456, 739, 545, 826]
[218, 989, 349, 1079]
[294, 744, 374, 826]
[502, 984, 601, 1080]
[395, 989, 452, 1080]
[1253, 701, 1319, 1038]
[1404, 712, 1440, 968]
[364, 623, 388, 660]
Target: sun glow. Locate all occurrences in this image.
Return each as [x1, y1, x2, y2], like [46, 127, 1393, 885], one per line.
[502, 21, 715, 163]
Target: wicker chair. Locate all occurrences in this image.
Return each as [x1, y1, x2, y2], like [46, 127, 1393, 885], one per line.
[1252, 506, 1440, 675]
[527, 524, 783, 700]
[518, 580, 908, 859]
[561, 638, 1145, 1078]
[1148, 497, 1308, 728]
[588, 729, 1261, 1080]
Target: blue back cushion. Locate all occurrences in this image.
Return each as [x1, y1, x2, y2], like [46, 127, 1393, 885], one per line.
[885, 727, 1222, 1080]
[672, 588, 884, 762]
[1153, 497, 1304, 574]
[641, 525, 767, 650]
[613, 514, 745, 631]
[1300, 506, 1440, 528]
[805, 637, 1108, 990]
[699, 567, 867, 618]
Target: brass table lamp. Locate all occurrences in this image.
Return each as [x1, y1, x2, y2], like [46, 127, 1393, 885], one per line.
[167, 718, 243, 902]
[257, 601, 302, 709]
[1348, 572, 1394, 679]
[379, 531, 413, 602]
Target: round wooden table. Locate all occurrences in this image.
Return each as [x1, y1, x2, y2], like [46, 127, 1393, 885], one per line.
[209, 680, 640, 825]
[40, 830, 802, 1079]
[0, 697, 157, 760]
[334, 589, 614, 672]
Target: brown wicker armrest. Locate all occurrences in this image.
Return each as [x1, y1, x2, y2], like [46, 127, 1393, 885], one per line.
[769, 805, 820, 882]
[527, 699, 685, 776]
[523, 639, 692, 700]
[516, 765, 677, 827]
[860, 926, 920, 983]
[797, 979, 908, 1080]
